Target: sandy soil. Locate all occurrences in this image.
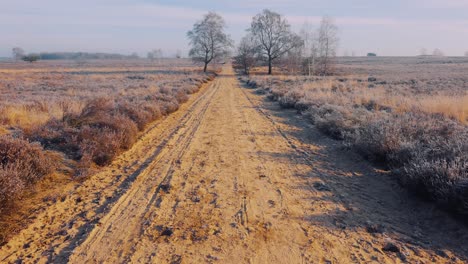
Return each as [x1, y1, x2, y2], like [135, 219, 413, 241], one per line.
[1, 66, 467, 264]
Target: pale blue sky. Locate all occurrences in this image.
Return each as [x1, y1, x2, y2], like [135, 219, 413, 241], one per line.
[1, 0, 468, 57]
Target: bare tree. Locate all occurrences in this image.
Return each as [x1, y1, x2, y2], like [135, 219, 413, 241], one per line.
[299, 22, 319, 75]
[12, 47, 25, 62]
[187, 12, 233, 72]
[317, 16, 339, 75]
[433, 48, 444, 57]
[283, 45, 304, 75]
[154, 49, 163, 63]
[147, 52, 154, 61]
[420, 48, 428, 56]
[234, 35, 257, 75]
[148, 49, 163, 63]
[249, 9, 302, 75]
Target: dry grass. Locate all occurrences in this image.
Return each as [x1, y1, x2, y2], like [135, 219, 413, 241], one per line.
[417, 95, 468, 123]
[251, 74, 467, 123]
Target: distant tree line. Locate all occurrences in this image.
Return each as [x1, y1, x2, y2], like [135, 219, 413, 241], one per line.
[12, 48, 141, 62]
[39, 52, 140, 60]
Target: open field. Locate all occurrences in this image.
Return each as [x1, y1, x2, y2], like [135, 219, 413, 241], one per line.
[0, 59, 213, 131]
[244, 56, 468, 217]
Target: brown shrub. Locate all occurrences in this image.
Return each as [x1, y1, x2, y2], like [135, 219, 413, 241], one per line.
[30, 98, 139, 169]
[175, 90, 189, 104]
[160, 101, 180, 115]
[82, 113, 138, 150]
[0, 136, 54, 184]
[78, 126, 122, 166]
[0, 136, 54, 210]
[117, 102, 153, 131]
[400, 156, 468, 214]
[142, 103, 163, 120]
[0, 165, 25, 207]
[279, 90, 305, 109]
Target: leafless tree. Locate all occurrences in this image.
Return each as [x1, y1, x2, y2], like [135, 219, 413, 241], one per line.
[187, 12, 233, 72]
[147, 52, 154, 61]
[12, 47, 25, 62]
[148, 49, 163, 63]
[420, 48, 428, 56]
[249, 9, 302, 75]
[316, 16, 339, 75]
[283, 44, 304, 75]
[234, 35, 257, 75]
[299, 22, 319, 75]
[433, 48, 444, 57]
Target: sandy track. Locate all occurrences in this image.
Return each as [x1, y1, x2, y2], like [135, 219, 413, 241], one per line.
[1, 66, 468, 263]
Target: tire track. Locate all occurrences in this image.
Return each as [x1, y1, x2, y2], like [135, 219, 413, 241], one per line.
[63, 79, 221, 263]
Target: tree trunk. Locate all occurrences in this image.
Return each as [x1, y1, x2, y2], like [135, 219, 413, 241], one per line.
[268, 58, 272, 75]
[203, 62, 208, 72]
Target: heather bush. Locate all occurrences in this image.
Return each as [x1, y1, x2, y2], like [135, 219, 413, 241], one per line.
[307, 104, 371, 140]
[160, 100, 180, 115]
[117, 102, 153, 131]
[400, 155, 467, 214]
[141, 103, 163, 120]
[0, 136, 54, 209]
[0, 136, 54, 184]
[353, 112, 466, 167]
[78, 126, 122, 166]
[278, 90, 305, 109]
[248, 75, 468, 217]
[0, 165, 25, 210]
[32, 98, 142, 169]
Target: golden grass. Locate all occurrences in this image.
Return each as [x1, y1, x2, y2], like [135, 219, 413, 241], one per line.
[0, 103, 78, 130]
[293, 77, 468, 124]
[417, 94, 468, 123]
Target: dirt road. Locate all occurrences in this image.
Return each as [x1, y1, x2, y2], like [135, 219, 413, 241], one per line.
[1, 66, 468, 263]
